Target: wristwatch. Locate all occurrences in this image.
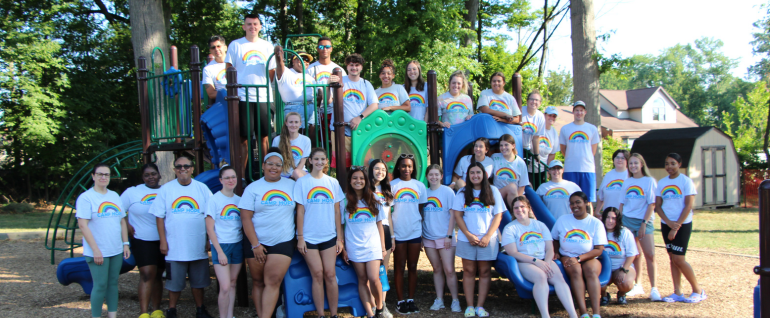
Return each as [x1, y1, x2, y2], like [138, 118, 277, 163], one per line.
[359, 114, 365, 119]
[532, 257, 537, 263]
[619, 266, 629, 274]
[446, 235, 453, 239]
[576, 256, 581, 263]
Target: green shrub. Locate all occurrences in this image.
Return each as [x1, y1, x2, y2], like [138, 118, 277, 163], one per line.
[0, 203, 35, 214]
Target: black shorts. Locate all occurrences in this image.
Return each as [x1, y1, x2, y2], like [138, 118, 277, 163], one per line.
[661, 222, 692, 255]
[395, 237, 421, 245]
[239, 101, 274, 138]
[306, 237, 337, 251]
[243, 239, 296, 258]
[130, 237, 166, 269]
[383, 225, 393, 250]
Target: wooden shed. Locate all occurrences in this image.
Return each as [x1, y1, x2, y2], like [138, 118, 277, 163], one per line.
[630, 127, 740, 208]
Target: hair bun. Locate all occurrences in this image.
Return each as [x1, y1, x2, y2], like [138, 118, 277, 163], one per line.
[381, 59, 394, 68]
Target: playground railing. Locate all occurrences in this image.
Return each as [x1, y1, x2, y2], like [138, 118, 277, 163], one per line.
[522, 148, 546, 189]
[146, 69, 195, 144]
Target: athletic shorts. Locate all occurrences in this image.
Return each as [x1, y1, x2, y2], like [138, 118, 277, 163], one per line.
[284, 102, 316, 129]
[563, 172, 596, 202]
[456, 236, 499, 261]
[243, 239, 296, 258]
[130, 237, 166, 269]
[383, 225, 393, 251]
[395, 237, 421, 245]
[623, 216, 654, 237]
[239, 101, 274, 138]
[212, 242, 244, 265]
[165, 259, 211, 292]
[423, 237, 457, 249]
[661, 222, 692, 255]
[306, 237, 337, 251]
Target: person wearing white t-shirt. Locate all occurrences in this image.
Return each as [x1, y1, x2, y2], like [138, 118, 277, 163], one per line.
[121, 163, 164, 318]
[491, 134, 529, 205]
[559, 100, 601, 215]
[552, 192, 607, 318]
[202, 35, 228, 104]
[477, 72, 522, 124]
[149, 156, 214, 318]
[539, 106, 560, 164]
[438, 71, 474, 128]
[368, 159, 397, 317]
[536, 160, 582, 220]
[596, 149, 630, 213]
[405, 60, 428, 121]
[341, 167, 386, 318]
[502, 196, 577, 318]
[599, 207, 638, 306]
[295, 148, 345, 318]
[204, 166, 243, 318]
[308, 36, 346, 147]
[655, 153, 706, 304]
[376, 59, 410, 113]
[452, 162, 504, 318]
[618, 153, 660, 302]
[76, 163, 131, 318]
[452, 137, 495, 191]
[239, 152, 297, 318]
[272, 113, 311, 179]
[274, 45, 317, 134]
[521, 91, 545, 158]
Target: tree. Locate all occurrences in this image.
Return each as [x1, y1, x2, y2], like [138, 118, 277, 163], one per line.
[544, 68, 573, 105]
[722, 82, 770, 168]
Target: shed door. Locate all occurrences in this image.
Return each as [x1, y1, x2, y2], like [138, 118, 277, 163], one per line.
[701, 146, 726, 205]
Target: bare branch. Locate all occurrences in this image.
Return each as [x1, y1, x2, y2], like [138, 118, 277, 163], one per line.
[79, 0, 129, 24]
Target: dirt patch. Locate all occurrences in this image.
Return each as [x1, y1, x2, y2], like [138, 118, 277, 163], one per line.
[0, 240, 758, 317]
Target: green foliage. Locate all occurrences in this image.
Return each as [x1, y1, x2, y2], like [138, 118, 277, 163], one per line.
[0, 203, 35, 214]
[751, 2, 770, 78]
[601, 136, 628, 174]
[722, 82, 770, 167]
[543, 68, 572, 106]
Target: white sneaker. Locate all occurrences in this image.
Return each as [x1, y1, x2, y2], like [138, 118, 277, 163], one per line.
[650, 287, 662, 301]
[451, 299, 462, 312]
[430, 298, 445, 311]
[626, 283, 644, 297]
[276, 304, 286, 318]
[381, 305, 393, 318]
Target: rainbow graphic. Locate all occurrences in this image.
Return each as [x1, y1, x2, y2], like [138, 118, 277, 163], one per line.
[220, 204, 241, 218]
[395, 188, 419, 200]
[242, 50, 266, 65]
[343, 89, 364, 101]
[661, 185, 682, 196]
[495, 167, 517, 180]
[446, 101, 469, 111]
[565, 229, 589, 240]
[626, 185, 644, 197]
[291, 146, 303, 159]
[426, 197, 442, 209]
[315, 71, 331, 82]
[308, 186, 333, 200]
[349, 207, 374, 220]
[606, 179, 624, 189]
[215, 69, 226, 83]
[262, 190, 291, 203]
[489, 99, 510, 110]
[606, 240, 622, 252]
[569, 131, 589, 141]
[172, 196, 199, 210]
[379, 92, 397, 103]
[140, 194, 157, 204]
[374, 191, 386, 202]
[465, 198, 486, 210]
[520, 231, 543, 243]
[98, 202, 121, 216]
[521, 122, 537, 134]
[293, 77, 306, 86]
[538, 136, 551, 148]
[409, 94, 425, 105]
[545, 187, 569, 197]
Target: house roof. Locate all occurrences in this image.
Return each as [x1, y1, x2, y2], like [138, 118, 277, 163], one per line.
[599, 87, 681, 110]
[551, 106, 698, 133]
[629, 127, 718, 168]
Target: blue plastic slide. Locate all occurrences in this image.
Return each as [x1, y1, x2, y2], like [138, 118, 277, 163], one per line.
[200, 89, 230, 168]
[56, 255, 136, 295]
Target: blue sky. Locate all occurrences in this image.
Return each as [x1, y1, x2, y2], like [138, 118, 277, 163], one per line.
[510, 0, 767, 79]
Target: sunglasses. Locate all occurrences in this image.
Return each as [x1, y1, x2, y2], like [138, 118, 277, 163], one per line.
[350, 165, 366, 171]
[317, 45, 332, 50]
[399, 154, 415, 159]
[174, 164, 193, 170]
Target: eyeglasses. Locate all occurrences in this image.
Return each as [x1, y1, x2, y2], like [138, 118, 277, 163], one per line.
[350, 165, 366, 171]
[221, 176, 238, 180]
[317, 45, 332, 50]
[399, 154, 415, 159]
[94, 173, 110, 179]
[174, 164, 193, 170]
[294, 57, 311, 63]
[264, 162, 282, 168]
[210, 44, 224, 50]
[527, 98, 541, 102]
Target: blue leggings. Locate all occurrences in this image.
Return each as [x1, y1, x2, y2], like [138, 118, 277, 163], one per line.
[86, 254, 122, 317]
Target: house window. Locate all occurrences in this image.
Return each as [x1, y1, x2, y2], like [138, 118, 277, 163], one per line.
[622, 137, 637, 147]
[652, 98, 665, 121]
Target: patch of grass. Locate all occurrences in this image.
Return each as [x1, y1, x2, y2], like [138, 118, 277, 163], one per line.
[0, 202, 35, 213]
[0, 210, 57, 232]
[653, 210, 759, 255]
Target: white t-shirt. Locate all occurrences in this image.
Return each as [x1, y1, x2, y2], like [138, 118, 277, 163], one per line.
[501, 219, 553, 260]
[391, 178, 428, 240]
[294, 174, 345, 244]
[477, 89, 522, 118]
[271, 134, 311, 177]
[342, 200, 385, 262]
[551, 214, 607, 258]
[224, 37, 276, 102]
[491, 153, 529, 190]
[202, 60, 227, 91]
[606, 228, 638, 271]
[331, 76, 378, 136]
[438, 92, 473, 125]
[454, 155, 495, 182]
[451, 187, 505, 242]
[538, 126, 559, 159]
[620, 176, 657, 220]
[149, 179, 213, 261]
[121, 184, 160, 241]
[307, 61, 347, 114]
[205, 191, 243, 244]
[656, 174, 697, 225]
[408, 83, 429, 121]
[374, 184, 392, 227]
[238, 177, 297, 246]
[375, 84, 409, 109]
[76, 188, 126, 258]
[558, 122, 600, 173]
[520, 107, 546, 150]
[276, 68, 316, 104]
[422, 185, 456, 240]
[597, 169, 629, 211]
[536, 180, 582, 219]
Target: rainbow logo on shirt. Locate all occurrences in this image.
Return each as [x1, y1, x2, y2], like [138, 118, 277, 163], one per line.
[606, 179, 624, 190]
[242, 50, 266, 66]
[261, 189, 293, 206]
[140, 194, 157, 205]
[521, 122, 537, 134]
[343, 89, 364, 102]
[539, 136, 551, 148]
[569, 131, 589, 143]
[464, 198, 488, 213]
[348, 207, 375, 223]
[171, 196, 200, 213]
[606, 240, 621, 252]
[409, 94, 425, 105]
[307, 186, 334, 203]
[446, 101, 469, 112]
[97, 202, 121, 217]
[315, 71, 331, 82]
[520, 231, 543, 243]
[293, 77, 306, 86]
[489, 99, 509, 110]
[544, 187, 569, 199]
[625, 185, 644, 199]
[495, 167, 517, 181]
[394, 188, 419, 203]
[219, 204, 241, 220]
[424, 197, 443, 212]
[291, 146, 303, 159]
[564, 229, 590, 243]
[216, 69, 227, 83]
[379, 93, 397, 103]
[661, 185, 683, 199]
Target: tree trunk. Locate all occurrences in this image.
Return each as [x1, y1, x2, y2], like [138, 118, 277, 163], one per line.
[295, 0, 304, 34]
[570, 0, 602, 181]
[354, 0, 366, 54]
[764, 97, 770, 169]
[129, 0, 174, 185]
[279, 0, 288, 42]
[476, 3, 483, 62]
[537, 0, 548, 80]
[463, 0, 479, 47]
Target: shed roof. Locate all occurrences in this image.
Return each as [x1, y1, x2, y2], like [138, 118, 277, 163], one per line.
[599, 87, 681, 110]
[630, 127, 719, 168]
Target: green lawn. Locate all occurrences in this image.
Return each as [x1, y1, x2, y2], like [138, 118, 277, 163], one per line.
[0, 210, 60, 233]
[653, 208, 759, 256]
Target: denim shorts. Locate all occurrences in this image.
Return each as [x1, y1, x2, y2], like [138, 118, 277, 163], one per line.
[212, 242, 244, 265]
[284, 102, 316, 129]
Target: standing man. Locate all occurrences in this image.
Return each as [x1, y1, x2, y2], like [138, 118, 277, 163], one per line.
[520, 90, 546, 178]
[150, 156, 214, 318]
[559, 100, 601, 215]
[202, 35, 228, 104]
[225, 14, 276, 156]
[308, 36, 346, 147]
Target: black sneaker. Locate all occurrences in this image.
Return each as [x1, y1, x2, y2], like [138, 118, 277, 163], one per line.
[407, 300, 419, 314]
[600, 292, 610, 306]
[374, 308, 384, 318]
[617, 293, 628, 305]
[166, 308, 177, 318]
[196, 305, 214, 318]
[395, 301, 410, 315]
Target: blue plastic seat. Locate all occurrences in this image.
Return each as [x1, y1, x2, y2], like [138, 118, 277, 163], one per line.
[56, 255, 136, 295]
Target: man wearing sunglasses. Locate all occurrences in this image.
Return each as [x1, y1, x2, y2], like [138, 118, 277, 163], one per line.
[202, 35, 227, 105]
[308, 36, 346, 145]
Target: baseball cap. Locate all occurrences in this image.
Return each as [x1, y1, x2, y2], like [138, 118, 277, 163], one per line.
[544, 106, 558, 116]
[548, 160, 564, 169]
[573, 100, 586, 109]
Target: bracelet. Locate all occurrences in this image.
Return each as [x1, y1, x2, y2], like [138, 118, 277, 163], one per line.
[619, 266, 629, 274]
[251, 243, 261, 249]
[297, 234, 303, 236]
[576, 256, 581, 263]
[122, 242, 130, 246]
